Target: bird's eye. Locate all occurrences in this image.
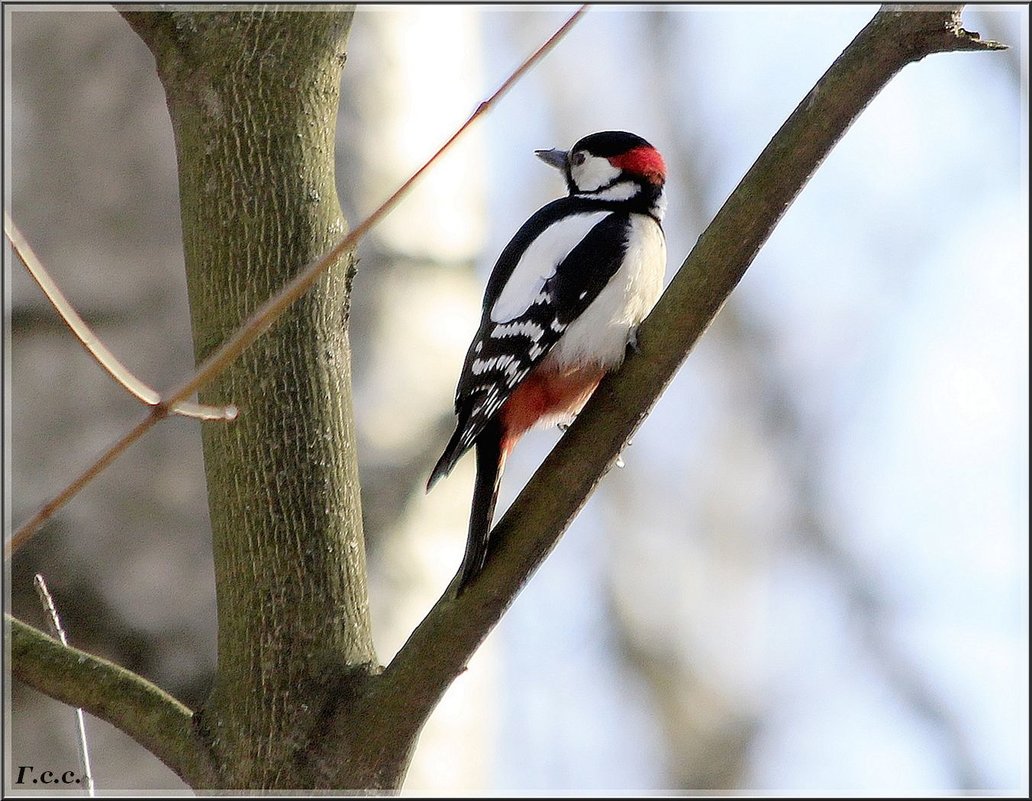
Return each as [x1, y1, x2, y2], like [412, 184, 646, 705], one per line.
[571, 152, 586, 167]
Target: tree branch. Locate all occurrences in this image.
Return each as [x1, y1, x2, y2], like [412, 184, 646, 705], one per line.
[8, 614, 216, 787]
[5, 214, 236, 420]
[375, 3, 1006, 745]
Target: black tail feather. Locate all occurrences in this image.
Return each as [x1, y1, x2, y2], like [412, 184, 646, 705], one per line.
[455, 419, 504, 595]
[427, 423, 468, 493]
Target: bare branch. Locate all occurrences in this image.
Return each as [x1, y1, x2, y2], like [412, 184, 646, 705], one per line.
[373, 4, 1008, 746]
[4, 214, 236, 422]
[8, 613, 215, 787]
[6, 411, 158, 558]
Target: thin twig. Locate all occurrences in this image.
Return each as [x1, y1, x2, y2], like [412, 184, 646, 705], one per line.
[6, 5, 587, 559]
[6, 411, 158, 558]
[4, 213, 236, 422]
[162, 4, 587, 410]
[33, 575, 95, 796]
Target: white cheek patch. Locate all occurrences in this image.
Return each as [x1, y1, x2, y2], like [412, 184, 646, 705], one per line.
[572, 155, 622, 192]
[587, 182, 640, 202]
[490, 212, 610, 323]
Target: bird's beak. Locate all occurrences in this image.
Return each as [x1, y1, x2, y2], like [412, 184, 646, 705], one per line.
[535, 148, 569, 172]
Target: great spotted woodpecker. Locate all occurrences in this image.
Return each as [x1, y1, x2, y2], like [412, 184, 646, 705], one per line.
[427, 130, 667, 594]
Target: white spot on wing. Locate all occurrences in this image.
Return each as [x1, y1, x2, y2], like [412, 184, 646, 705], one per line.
[490, 212, 610, 323]
[491, 320, 545, 342]
[472, 354, 515, 375]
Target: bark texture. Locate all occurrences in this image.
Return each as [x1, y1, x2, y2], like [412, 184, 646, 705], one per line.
[120, 8, 380, 789]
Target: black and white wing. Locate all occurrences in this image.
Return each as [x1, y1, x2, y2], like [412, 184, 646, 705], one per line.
[428, 199, 633, 487]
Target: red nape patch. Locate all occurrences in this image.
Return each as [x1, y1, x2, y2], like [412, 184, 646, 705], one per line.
[609, 146, 666, 185]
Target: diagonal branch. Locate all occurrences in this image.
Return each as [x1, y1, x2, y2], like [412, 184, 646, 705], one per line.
[8, 614, 216, 787]
[5, 214, 235, 422]
[372, 4, 1006, 745]
[5, 412, 158, 558]
[6, 5, 587, 559]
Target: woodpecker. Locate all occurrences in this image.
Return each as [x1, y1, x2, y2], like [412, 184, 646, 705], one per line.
[427, 130, 667, 594]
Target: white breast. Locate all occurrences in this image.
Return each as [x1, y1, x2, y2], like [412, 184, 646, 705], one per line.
[547, 214, 666, 372]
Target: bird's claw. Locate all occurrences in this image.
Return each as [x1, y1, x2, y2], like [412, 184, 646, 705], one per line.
[628, 326, 642, 355]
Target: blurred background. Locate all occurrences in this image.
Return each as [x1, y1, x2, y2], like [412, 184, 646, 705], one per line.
[5, 4, 1028, 794]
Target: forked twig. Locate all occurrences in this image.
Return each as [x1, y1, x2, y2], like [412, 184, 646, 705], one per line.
[6, 5, 588, 558]
[4, 213, 236, 422]
[33, 574, 96, 796]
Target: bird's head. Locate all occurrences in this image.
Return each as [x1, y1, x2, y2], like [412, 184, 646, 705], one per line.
[535, 131, 666, 205]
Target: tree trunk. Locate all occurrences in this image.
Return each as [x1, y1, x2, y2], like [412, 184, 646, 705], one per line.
[121, 9, 379, 789]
